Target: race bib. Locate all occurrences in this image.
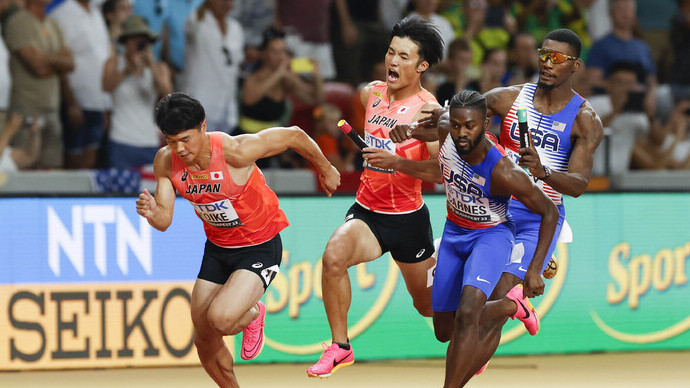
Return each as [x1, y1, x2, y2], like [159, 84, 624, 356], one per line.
[364, 133, 396, 174]
[189, 198, 242, 228]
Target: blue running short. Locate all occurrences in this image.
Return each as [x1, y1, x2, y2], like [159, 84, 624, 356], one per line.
[503, 200, 565, 279]
[432, 219, 515, 313]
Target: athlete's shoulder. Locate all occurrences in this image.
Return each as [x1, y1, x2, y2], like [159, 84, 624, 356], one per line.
[575, 100, 603, 132]
[361, 81, 386, 105]
[484, 84, 523, 115]
[153, 146, 173, 178]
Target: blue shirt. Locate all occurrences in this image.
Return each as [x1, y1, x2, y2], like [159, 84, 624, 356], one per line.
[165, 0, 204, 70]
[132, 0, 169, 59]
[586, 33, 656, 78]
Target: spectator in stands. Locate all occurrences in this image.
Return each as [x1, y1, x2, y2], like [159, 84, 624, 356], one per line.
[4, 0, 74, 169]
[632, 100, 690, 170]
[182, 0, 243, 134]
[331, 0, 389, 86]
[589, 61, 650, 175]
[0, 113, 43, 171]
[239, 27, 324, 167]
[505, 32, 539, 85]
[408, 0, 455, 56]
[586, 0, 657, 116]
[51, 0, 111, 169]
[102, 15, 172, 169]
[517, 0, 590, 56]
[669, 0, 690, 101]
[312, 103, 356, 172]
[467, 48, 507, 94]
[435, 38, 475, 105]
[232, 0, 276, 82]
[102, 0, 132, 47]
[131, 0, 167, 59]
[163, 0, 203, 75]
[239, 27, 323, 134]
[276, 0, 335, 80]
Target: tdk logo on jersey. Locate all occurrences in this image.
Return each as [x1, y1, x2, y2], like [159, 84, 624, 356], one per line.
[191, 201, 229, 212]
[367, 114, 398, 129]
[365, 133, 394, 151]
[509, 122, 560, 152]
[444, 167, 484, 200]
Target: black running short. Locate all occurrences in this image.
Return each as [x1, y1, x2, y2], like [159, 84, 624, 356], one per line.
[198, 234, 282, 289]
[346, 203, 434, 263]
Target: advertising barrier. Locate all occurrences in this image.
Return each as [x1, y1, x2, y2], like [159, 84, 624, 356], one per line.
[0, 194, 688, 370]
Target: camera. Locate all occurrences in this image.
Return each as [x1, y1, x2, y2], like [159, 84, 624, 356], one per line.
[136, 40, 148, 52]
[623, 91, 645, 112]
[23, 116, 45, 127]
[290, 57, 315, 74]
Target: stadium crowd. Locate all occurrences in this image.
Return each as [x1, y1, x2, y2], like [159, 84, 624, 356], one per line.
[0, 0, 688, 185]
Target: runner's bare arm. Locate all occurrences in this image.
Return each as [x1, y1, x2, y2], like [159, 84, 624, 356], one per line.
[227, 127, 341, 195]
[492, 158, 558, 296]
[136, 148, 176, 231]
[364, 101, 443, 183]
[531, 103, 603, 197]
[484, 85, 522, 119]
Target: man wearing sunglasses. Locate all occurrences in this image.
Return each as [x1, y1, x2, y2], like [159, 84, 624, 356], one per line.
[390, 29, 603, 381]
[468, 28, 604, 376]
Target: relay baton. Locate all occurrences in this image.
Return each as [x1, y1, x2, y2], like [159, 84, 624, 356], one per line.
[338, 119, 368, 150]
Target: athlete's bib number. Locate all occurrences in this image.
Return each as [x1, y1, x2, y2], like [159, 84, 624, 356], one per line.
[364, 133, 395, 174]
[190, 198, 242, 228]
[446, 186, 492, 223]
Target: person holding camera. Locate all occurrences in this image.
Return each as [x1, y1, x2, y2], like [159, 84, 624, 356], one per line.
[238, 27, 324, 168]
[102, 15, 173, 170]
[588, 61, 650, 175]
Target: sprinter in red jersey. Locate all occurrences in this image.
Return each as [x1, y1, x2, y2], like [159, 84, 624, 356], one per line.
[136, 93, 340, 388]
[307, 16, 444, 378]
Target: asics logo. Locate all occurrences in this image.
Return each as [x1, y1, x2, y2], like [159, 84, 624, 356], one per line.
[476, 276, 490, 284]
[416, 249, 426, 258]
[252, 262, 263, 269]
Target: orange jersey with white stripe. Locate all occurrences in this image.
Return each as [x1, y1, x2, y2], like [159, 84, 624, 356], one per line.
[356, 82, 437, 214]
[171, 132, 289, 247]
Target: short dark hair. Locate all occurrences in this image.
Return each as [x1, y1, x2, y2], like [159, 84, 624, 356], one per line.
[391, 16, 444, 67]
[259, 26, 285, 50]
[542, 29, 582, 58]
[609, 61, 646, 84]
[450, 90, 487, 119]
[155, 93, 205, 136]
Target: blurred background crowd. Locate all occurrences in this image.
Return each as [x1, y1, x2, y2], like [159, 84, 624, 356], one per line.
[0, 0, 689, 188]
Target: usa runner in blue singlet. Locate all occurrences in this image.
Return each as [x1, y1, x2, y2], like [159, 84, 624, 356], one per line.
[427, 91, 558, 388]
[499, 81, 582, 277]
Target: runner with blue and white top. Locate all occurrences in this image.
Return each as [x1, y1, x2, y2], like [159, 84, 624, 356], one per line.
[422, 90, 559, 388]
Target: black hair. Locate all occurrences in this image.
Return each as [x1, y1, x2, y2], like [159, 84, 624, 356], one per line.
[450, 90, 487, 119]
[542, 29, 582, 58]
[609, 61, 646, 84]
[391, 16, 444, 67]
[259, 26, 286, 50]
[155, 93, 206, 136]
